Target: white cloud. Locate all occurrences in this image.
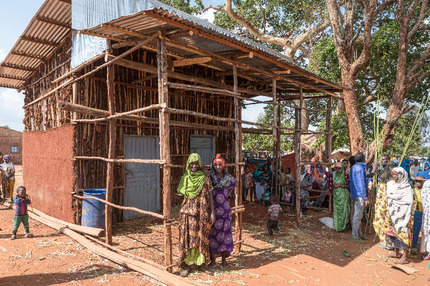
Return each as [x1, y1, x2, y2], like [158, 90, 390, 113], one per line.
[197, 9, 215, 23]
[0, 48, 6, 62]
[0, 88, 25, 131]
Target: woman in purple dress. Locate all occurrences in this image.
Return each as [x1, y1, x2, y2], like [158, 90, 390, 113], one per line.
[208, 154, 237, 267]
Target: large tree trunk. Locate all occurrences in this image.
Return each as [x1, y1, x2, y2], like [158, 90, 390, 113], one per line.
[342, 71, 366, 154]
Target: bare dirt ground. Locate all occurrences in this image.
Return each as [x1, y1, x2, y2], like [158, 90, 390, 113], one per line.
[1, 167, 430, 285]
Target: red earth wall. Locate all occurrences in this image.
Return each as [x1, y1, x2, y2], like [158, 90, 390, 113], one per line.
[23, 125, 75, 223]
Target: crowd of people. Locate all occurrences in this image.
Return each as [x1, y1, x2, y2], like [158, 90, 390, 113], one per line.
[239, 152, 430, 266]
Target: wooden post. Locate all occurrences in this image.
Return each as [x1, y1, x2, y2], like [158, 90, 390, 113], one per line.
[272, 79, 280, 200]
[294, 87, 303, 226]
[72, 81, 78, 121]
[326, 96, 333, 213]
[157, 37, 172, 269]
[276, 97, 281, 199]
[105, 64, 116, 245]
[233, 65, 243, 252]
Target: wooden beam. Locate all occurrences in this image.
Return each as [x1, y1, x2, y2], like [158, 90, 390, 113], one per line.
[74, 194, 165, 219]
[158, 37, 173, 270]
[163, 36, 339, 97]
[24, 33, 159, 107]
[325, 96, 333, 213]
[36, 17, 71, 29]
[172, 56, 212, 67]
[0, 63, 35, 72]
[107, 54, 274, 97]
[273, 70, 291, 74]
[236, 52, 254, 59]
[294, 87, 303, 227]
[20, 36, 58, 47]
[28, 208, 196, 286]
[11, 52, 45, 61]
[146, 11, 343, 93]
[30, 208, 104, 237]
[52, 52, 105, 84]
[78, 30, 126, 43]
[233, 64, 243, 252]
[74, 156, 166, 165]
[131, 74, 158, 84]
[0, 74, 26, 81]
[101, 24, 149, 40]
[57, 0, 71, 4]
[60, 101, 235, 132]
[105, 63, 115, 245]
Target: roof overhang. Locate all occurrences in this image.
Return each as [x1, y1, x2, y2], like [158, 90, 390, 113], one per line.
[0, 0, 344, 97]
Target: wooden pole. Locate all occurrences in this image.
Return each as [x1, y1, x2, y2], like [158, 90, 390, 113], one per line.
[233, 65, 243, 252]
[158, 37, 173, 269]
[23, 33, 159, 108]
[276, 95, 281, 199]
[105, 63, 116, 245]
[72, 81, 78, 121]
[272, 79, 279, 200]
[294, 87, 303, 226]
[326, 96, 333, 213]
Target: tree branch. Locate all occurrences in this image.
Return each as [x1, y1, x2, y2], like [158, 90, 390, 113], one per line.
[408, 0, 429, 42]
[204, 3, 285, 47]
[408, 43, 430, 79]
[351, 0, 378, 76]
[375, 0, 396, 16]
[358, 95, 378, 109]
[205, 1, 330, 59]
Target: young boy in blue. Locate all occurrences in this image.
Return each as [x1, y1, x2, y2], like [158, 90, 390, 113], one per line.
[11, 186, 32, 240]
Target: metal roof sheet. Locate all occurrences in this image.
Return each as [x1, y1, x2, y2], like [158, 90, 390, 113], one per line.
[0, 0, 71, 89]
[0, 0, 343, 94]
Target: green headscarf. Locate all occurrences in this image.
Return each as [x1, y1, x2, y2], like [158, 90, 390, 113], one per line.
[334, 162, 346, 186]
[177, 153, 206, 199]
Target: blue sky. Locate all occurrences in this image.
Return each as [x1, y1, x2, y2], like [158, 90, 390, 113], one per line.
[0, 1, 45, 131]
[0, 0, 263, 132]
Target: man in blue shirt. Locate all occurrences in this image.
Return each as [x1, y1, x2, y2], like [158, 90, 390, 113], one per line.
[350, 152, 369, 243]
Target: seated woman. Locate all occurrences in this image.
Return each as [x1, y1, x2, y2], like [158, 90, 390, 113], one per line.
[386, 167, 414, 264]
[177, 153, 215, 277]
[208, 154, 237, 267]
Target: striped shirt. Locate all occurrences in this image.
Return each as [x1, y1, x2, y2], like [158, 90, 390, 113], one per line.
[268, 204, 282, 221]
[14, 196, 31, 216]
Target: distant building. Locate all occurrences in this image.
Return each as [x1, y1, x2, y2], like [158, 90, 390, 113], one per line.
[0, 127, 22, 164]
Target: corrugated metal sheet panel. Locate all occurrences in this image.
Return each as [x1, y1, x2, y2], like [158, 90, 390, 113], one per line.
[190, 135, 215, 166]
[1, 0, 344, 93]
[123, 135, 160, 220]
[0, 0, 71, 89]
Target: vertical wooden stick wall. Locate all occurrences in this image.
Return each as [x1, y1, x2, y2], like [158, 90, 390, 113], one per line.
[294, 87, 303, 226]
[105, 64, 115, 245]
[233, 65, 243, 252]
[157, 37, 173, 268]
[325, 96, 333, 213]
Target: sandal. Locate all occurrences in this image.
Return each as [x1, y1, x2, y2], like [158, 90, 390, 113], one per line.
[352, 237, 366, 244]
[423, 254, 430, 260]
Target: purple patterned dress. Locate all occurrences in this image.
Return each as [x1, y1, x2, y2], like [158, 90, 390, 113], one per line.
[209, 173, 237, 257]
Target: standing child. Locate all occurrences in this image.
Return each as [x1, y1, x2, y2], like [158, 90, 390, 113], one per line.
[267, 195, 283, 237]
[412, 176, 426, 253]
[11, 186, 32, 240]
[243, 165, 255, 203]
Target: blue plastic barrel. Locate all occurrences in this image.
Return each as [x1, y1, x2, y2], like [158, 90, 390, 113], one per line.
[82, 189, 106, 229]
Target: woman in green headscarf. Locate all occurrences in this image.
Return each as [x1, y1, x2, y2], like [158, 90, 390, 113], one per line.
[333, 162, 351, 231]
[178, 153, 215, 277]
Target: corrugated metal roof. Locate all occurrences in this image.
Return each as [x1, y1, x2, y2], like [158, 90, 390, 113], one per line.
[82, 6, 343, 93]
[0, 0, 71, 89]
[0, 0, 344, 94]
